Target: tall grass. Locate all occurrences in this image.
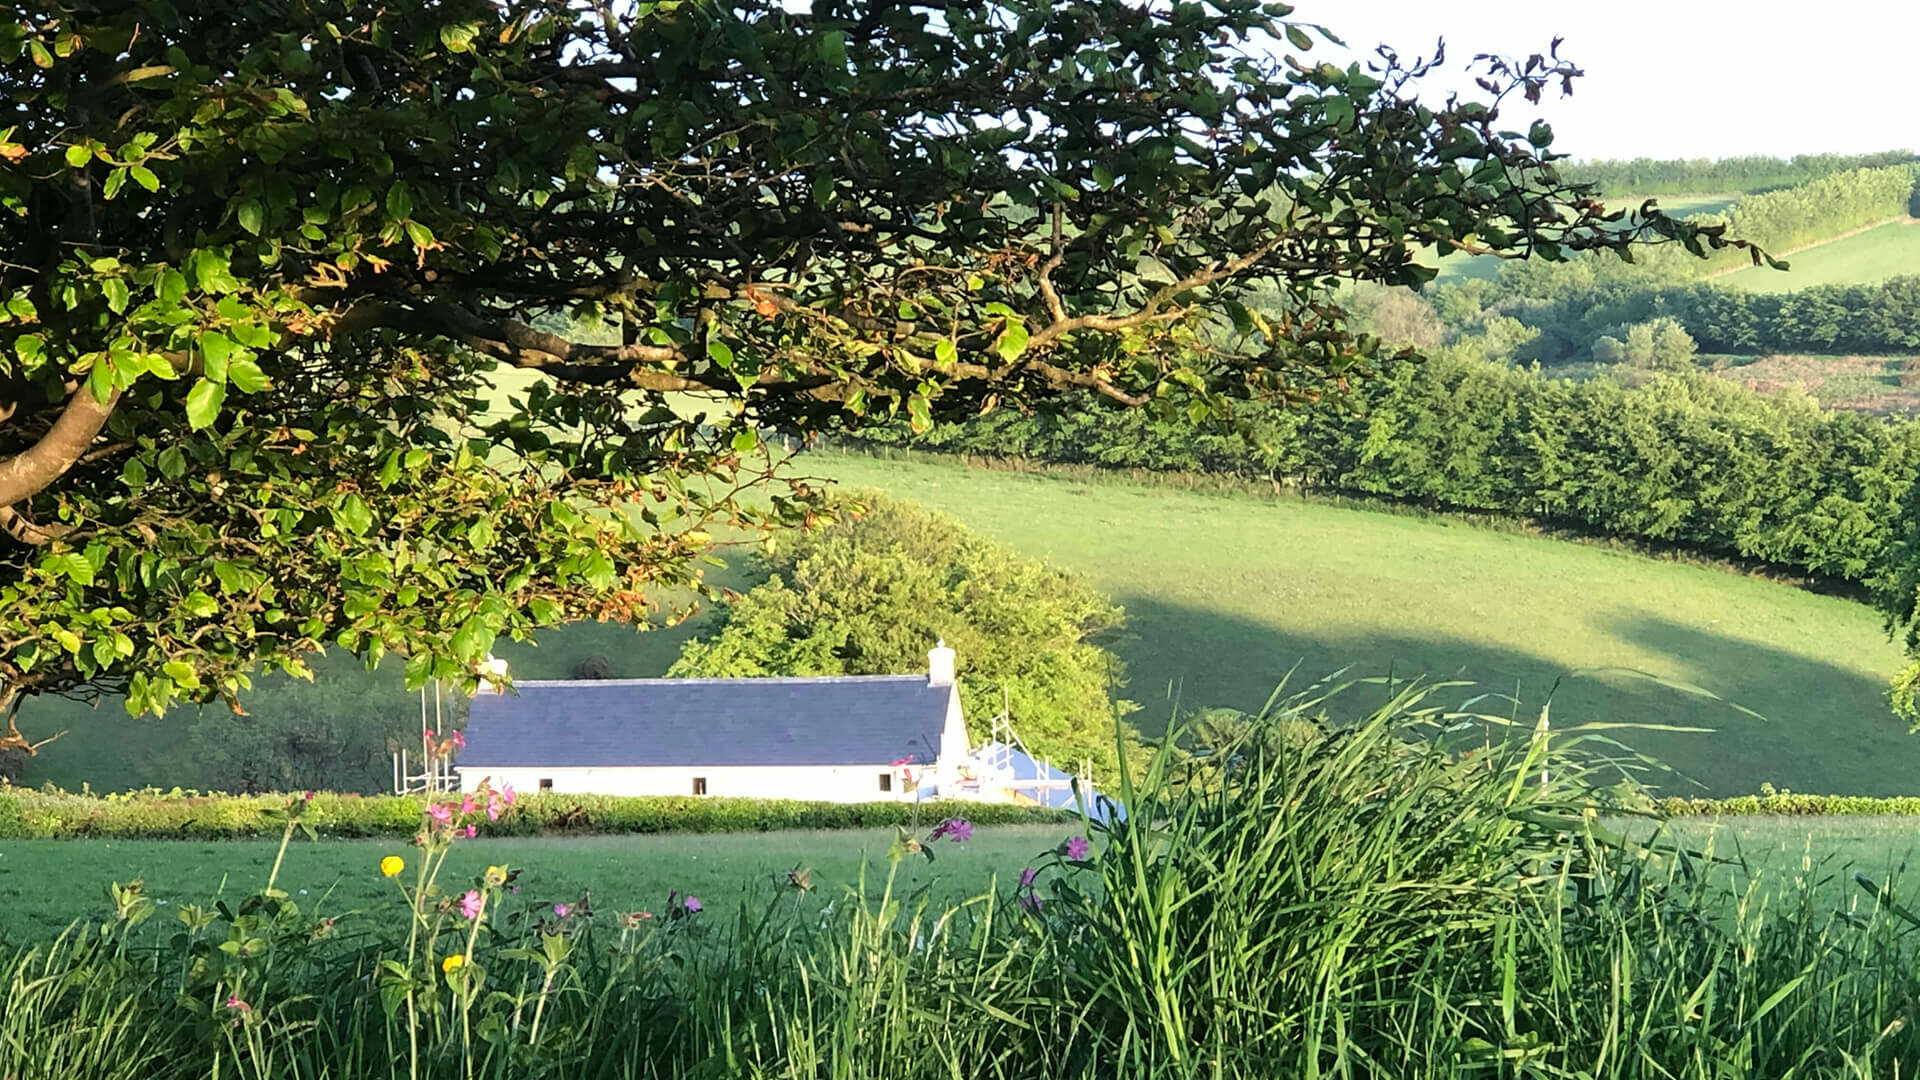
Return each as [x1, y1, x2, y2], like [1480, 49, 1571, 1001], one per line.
[4, 678, 1919, 1078]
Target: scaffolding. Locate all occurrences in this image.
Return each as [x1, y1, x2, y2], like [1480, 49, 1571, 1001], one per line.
[392, 679, 455, 796]
[968, 690, 1095, 807]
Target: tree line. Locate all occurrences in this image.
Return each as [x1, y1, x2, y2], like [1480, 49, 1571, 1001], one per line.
[1428, 274, 1920, 363]
[1561, 151, 1920, 196]
[857, 353, 1920, 624]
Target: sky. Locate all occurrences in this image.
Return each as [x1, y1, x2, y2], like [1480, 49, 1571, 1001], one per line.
[1308, 1, 1917, 162]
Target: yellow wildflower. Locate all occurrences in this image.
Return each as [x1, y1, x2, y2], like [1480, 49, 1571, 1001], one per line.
[483, 864, 509, 887]
[380, 855, 405, 878]
[442, 954, 465, 974]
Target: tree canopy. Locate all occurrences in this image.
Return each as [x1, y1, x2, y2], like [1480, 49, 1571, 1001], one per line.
[669, 494, 1135, 775]
[0, 0, 1749, 750]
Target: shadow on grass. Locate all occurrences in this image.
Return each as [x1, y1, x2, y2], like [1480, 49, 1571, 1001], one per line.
[1108, 596, 1919, 798]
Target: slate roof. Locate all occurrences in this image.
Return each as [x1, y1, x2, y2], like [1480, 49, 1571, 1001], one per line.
[456, 675, 956, 769]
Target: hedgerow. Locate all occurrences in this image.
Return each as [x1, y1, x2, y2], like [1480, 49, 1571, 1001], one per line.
[854, 350, 1920, 599]
[0, 786, 1066, 840]
[1657, 793, 1920, 816]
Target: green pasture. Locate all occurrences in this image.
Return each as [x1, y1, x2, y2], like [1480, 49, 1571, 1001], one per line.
[1722, 219, 1920, 292]
[4, 816, 1917, 949]
[798, 454, 1917, 797]
[0, 825, 1064, 945]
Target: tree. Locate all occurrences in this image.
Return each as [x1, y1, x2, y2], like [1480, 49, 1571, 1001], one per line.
[669, 496, 1136, 776]
[0, 1, 1754, 752]
[185, 659, 422, 793]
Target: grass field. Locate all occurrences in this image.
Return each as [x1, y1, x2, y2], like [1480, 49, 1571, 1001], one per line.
[0, 824, 1063, 944]
[3, 817, 1914, 949]
[799, 454, 1916, 797]
[1716, 352, 1920, 413]
[1721, 218, 1920, 291]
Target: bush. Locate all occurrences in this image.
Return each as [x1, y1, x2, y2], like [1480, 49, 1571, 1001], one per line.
[0, 785, 1066, 840]
[1658, 792, 1920, 816]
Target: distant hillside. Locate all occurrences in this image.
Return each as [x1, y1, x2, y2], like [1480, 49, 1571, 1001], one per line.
[1562, 151, 1920, 196]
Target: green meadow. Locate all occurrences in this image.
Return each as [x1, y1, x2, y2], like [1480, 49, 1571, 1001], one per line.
[1722, 219, 1920, 291]
[799, 453, 1916, 797]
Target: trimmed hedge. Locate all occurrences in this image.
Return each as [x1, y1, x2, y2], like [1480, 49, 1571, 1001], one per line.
[1657, 793, 1920, 817]
[0, 786, 1070, 840]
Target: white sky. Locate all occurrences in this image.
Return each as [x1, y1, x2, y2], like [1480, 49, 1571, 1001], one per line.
[1306, 1, 1917, 162]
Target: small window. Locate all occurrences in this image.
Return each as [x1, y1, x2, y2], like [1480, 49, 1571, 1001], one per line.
[538, 778, 553, 791]
[878, 772, 893, 792]
[692, 777, 708, 796]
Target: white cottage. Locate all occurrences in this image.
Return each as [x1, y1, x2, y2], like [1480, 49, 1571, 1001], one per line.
[455, 644, 969, 802]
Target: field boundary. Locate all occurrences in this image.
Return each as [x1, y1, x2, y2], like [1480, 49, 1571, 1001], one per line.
[810, 442, 1871, 601]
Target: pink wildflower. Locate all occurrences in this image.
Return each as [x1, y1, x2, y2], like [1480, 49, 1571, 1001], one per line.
[464, 824, 477, 839]
[303, 790, 316, 802]
[501, 783, 517, 806]
[225, 996, 251, 1012]
[928, 818, 973, 843]
[1020, 893, 1044, 914]
[683, 896, 702, 913]
[1064, 836, 1091, 861]
[450, 730, 466, 749]
[460, 890, 484, 920]
[460, 794, 476, 816]
[554, 903, 572, 918]
[429, 803, 453, 824]
[486, 798, 501, 822]
[1019, 867, 1038, 889]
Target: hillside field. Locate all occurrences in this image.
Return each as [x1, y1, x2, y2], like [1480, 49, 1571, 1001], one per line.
[1720, 218, 1920, 291]
[800, 454, 1916, 797]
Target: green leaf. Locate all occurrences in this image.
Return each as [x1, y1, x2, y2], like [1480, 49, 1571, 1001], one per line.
[907, 394, 933, 434]
[227, 356, 270, 394]
[103, 167, 127, 200]
[130, 165, 159, 192]
[101, 277, 129, 314]
[440, 21, 480, 52]
[994, 319, 1030, 363]
[1285, 25, 1312, 51]
[163, 660, 201, 690]
[64, 144, 89, 168]
[731, 428, 758, 453]
[235, 198, 264, 236]
[158, 268, 188, 304]
[199, 332, 234, 383]
[708, 340, 735, 369]
[157, 445, 186, 480]
[403, 220, 435, 249]
[183, 592, 219, 618]
[934, 339, 958, 369]
[185, 378, 226, 430]
[385, 182, 414, 221]
[333, 493, 373, 536]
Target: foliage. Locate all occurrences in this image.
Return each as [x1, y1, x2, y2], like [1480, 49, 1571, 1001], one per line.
[0, 785, 1062, 840]
[1561, 150, 1920, 195]
[1493, 163, 1920, 294]
[8, 682, 1920, 1078]
[1486, 275, 1920, 361]
[183, 660, 422, 793]
[0, 1, 1746, 757]
[671, 495, 1136, 775]
[860, 351, 1920, 602]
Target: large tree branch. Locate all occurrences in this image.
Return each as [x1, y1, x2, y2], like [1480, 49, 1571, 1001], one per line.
[0, 387, 120, 510]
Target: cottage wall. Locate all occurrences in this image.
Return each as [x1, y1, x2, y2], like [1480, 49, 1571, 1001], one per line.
[457, 763, 919, 802]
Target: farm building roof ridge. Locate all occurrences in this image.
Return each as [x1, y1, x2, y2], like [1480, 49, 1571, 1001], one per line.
[458, 674, 956, 769]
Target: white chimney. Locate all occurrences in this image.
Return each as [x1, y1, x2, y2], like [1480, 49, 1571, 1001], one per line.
[475, 654, 509, 695]
[928, 640, 956, 687]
